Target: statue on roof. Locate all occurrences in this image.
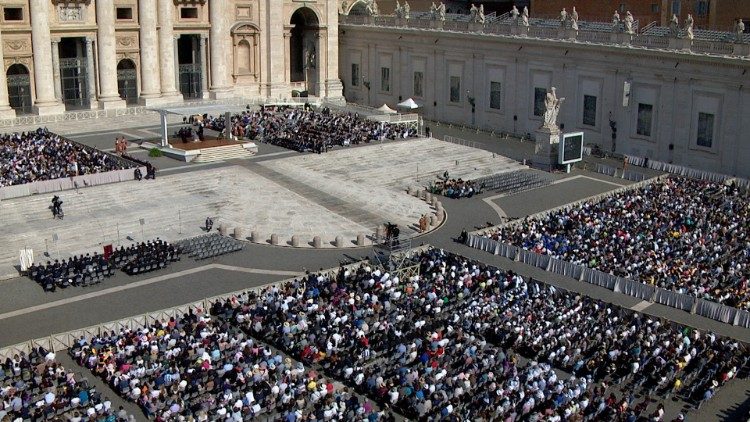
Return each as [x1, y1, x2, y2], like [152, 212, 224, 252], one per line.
[684, 14, 694, 40]
[570, 7, 579, 30]
[624, 11, 634, 34]
[560, 8, 568, 27]
[521, 6, 529, 27]
[669, 14, 679, 37]
[470, 3, 478, 21]
[510, 5, 519, 24]
[735, 18, 746, 43]
[612, 10, 621, 32]
[430, 2, 437, 20]
[438, 2, 446, 21]
[478, 5, 485, 24]
[403, 1, 410, 19]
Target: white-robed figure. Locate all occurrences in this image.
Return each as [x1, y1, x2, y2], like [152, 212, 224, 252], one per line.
[543, 87, 565, 130]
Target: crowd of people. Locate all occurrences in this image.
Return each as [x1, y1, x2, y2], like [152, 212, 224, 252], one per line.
[28, 239, 180, 291]
[198, 106, 417, 153]
[0, 128, 134, 187]
[0, 347, 131, 421]
[479, 177, 750, 308]
[430, 176, 481, 199]
[63, 248, 742, 420]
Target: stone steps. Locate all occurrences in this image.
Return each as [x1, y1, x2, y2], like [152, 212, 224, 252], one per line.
[192, 144, 256, 163]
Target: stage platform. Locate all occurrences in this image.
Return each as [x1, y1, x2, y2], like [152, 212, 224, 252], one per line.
[169, 138, 248, 151]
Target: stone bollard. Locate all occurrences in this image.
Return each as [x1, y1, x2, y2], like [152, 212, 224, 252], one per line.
[218, 224, 227, 236]
[251, 231, 260, 242]
[291, 235, 299, 247]
[357, 233, 365, 246]
[408, 186, 416, 196]
[431, 196, 439, 207]
[234, 227, 245, 240]
[412, 187, 421, 197]
[270, 234, 279, 245]
[335, 236, 343, 248]
[425, 192, 432, 203]
[437, 208, 445, 222]
[313, 236, 322, 248]
[430, 215, 439, 227]
[375, 225, 385, 242]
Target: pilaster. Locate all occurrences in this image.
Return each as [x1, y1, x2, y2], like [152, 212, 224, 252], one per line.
[29, 0, 65, 115]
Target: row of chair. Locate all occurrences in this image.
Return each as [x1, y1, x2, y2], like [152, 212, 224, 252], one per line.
[476, 170, 552, 195]
[176, 233, 244, 261]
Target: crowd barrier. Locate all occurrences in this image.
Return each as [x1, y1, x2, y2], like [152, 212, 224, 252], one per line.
[625, 155, 750, 188]
[466, 234, 750, 328]
[0, 167, 146, 200]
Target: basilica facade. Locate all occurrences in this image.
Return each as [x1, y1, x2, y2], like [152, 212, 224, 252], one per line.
[0, 0, 343, 118]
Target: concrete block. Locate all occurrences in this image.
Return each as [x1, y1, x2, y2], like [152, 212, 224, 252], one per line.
[218, 225, 227, 236]
[234, 227, 245, 240]
[313, 236, 322, 248]
[430, 215, 439, 227]
[270, 234, 278, 245]
[251, 231, 260, 242]
[357, 233, 365, 246]
[291, 235, 299, 247]
[335, 236, 343, 248]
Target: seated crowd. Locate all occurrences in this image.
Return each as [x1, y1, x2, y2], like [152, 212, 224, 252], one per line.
[0, 128, 134, 188]
[201, 106, 417, 153]
[430, 176, 481, 199]
[28, 239, 180, 291]
[0, 347, 130, 421]
[69, 248, 744, 420]
[479, 177, 750, 308]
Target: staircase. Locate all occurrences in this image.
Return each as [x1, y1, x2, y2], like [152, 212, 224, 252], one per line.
[192, 144, 256, 163]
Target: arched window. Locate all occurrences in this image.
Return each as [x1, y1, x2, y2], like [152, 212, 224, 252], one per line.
[7, 64, 32, 115]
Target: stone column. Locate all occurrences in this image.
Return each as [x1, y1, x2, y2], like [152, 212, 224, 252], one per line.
[96, 0, 126, 109]
[324, 5, 343, 99]
[283, 29, 292, 84]
[158, 0, 182, 101]
[51, 39, 62, 101]
[29, 0, 64, 115]
[264, 1, 287, 97]
[138, 0, 161, 104]
[174, 35, 181, 92]
[199, 36, 209, 98]
[0, 29, 16, 119]
[209, 0, 232, 98]
[85, 38, 98, 108]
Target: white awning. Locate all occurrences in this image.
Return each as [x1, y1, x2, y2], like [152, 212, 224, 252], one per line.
[396, 98, 422, 109]
[376, 104, 398, 114]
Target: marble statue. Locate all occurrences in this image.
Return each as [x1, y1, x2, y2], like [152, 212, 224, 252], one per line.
[470, 3, 478, 21]
[438, 2, 446, 22]
[430, 2, 437, 20]
[612, 10, 621, 32]
[669, 14, 679, 37]
[510, 5, 519, 24]
[366, 0, 379, 16]
[543, 87, 565, 130]
[340, 1, 349, 15]
[735, 19, 746, 43]
[560, 8, 568, 27]
[685, 14, 694, 40]
[403, 1, 410, 19]
[394, 0, 402, 18]
[478, 5, 485, 24]
[624, 11, 634, 34]
[521, 6, 530, 26]
[570, 7, 579, 31]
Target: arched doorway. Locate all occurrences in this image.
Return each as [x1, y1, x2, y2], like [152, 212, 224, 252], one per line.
[290, 7, 319, 95]
[117, 59, 138, 105]
[348, 2, 369, 15]
[177, 34, 203, 99]
[6, 64, 32, 115]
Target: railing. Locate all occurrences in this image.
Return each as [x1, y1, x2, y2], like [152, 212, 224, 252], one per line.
[443, 135, 478, 149]
[340, 14, 747, 58]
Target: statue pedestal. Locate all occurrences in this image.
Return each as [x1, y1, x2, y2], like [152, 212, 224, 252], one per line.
[611, 32, 633, 45]
[733, 43, 750, 57]
[396, 18, 407, 27]
[558, 28, 577, 40]
[430, 20, 444, 30]
[669, 37, 692, 51]
[532, 126, 561, 172]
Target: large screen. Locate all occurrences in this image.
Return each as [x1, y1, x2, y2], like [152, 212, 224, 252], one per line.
[559, 132, 584, 165]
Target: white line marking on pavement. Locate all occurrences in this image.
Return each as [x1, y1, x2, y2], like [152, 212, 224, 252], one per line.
[140, 129, 160, 137]
[630, 300, 652, 312]
[482, 197, 508, 219]
[553, 174, 626, 187]
[119, 132, 141, 139]
[0, 264, 301, 321]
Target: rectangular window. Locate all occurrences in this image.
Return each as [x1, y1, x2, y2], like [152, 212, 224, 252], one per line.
[449, 76, 461, 103]
[3, 7, 23, 21]
[695, 1, 708, 16]
[116, 7, 133, 20]
[651, 4, 660, 13]
[583, 95, 597, 126]
[636, 103, 653, 137]
[351, 64, 359, 87]
[180, 7, 199, 19]
[744, 19, 750, 33]
[696, 112, 714, 148]
[413, 71, 424, 97]
[380, 67, 390, 92]
[489, 81, 502, 110]
[533, 87, 547, 117]
[672, 0, 681, 15]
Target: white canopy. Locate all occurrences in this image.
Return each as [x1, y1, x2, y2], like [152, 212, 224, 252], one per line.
[377, 104, 398, 114]
[397, 98, 421, 110]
